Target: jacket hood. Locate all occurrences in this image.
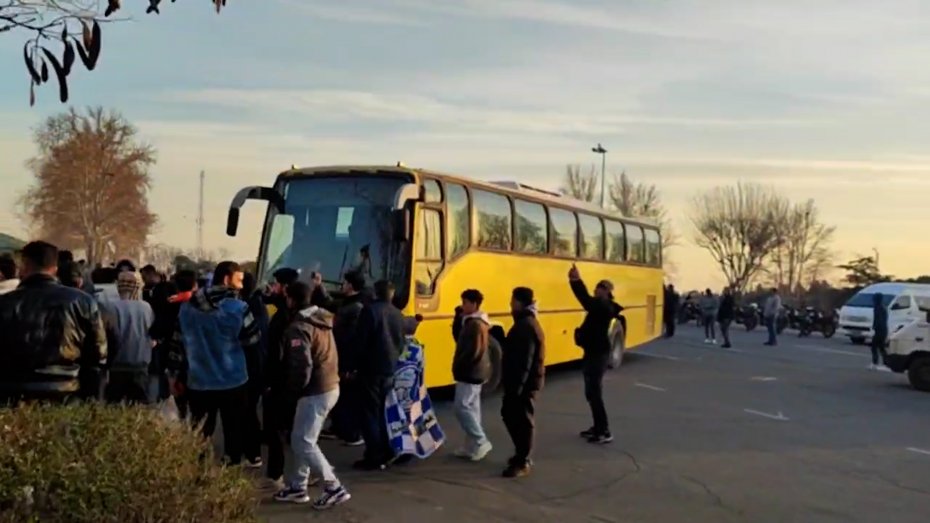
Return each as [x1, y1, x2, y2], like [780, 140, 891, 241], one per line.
[190, 286, 239, 312]
[297, 305, 334, 330]
[463, 310, 490, 325]
[514, 302, 539, 319]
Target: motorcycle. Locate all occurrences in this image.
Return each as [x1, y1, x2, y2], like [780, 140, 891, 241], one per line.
[736, 304, 760, 331]
[797, 307, 837, 338]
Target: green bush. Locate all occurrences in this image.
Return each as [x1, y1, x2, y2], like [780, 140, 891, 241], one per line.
[0, 402, 259, 523]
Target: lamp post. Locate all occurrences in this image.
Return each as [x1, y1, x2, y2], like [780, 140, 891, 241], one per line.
[592, 143, 607, 208]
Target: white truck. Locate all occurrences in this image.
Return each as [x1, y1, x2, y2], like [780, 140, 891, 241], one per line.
[886, 313, 930, 392]
[838, 283, 930, 344]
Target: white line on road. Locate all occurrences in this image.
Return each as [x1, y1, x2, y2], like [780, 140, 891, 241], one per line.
[635, 352, 681, 361]
[795, 344, 868, 358]
[743, 408, 789, 421]
[907, 447, 930, 456]
[635, 382, 667, 392]
[751, 376, 778, 382]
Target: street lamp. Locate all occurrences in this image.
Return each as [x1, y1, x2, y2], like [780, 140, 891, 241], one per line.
[592, 143, 607, 208]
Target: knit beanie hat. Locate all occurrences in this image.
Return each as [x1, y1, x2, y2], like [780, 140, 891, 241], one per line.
[117, 270, 143, 300]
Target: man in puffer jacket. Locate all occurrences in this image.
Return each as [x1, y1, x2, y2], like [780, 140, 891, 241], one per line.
[451, 289, 493, 462]
[273, 282, 351, 510]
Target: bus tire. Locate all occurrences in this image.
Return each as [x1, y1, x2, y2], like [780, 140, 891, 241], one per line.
[607, 326, 626, 370]
[907, 355, 930, 392]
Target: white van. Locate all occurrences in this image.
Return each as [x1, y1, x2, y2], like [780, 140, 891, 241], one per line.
[838, 283, 930, 344]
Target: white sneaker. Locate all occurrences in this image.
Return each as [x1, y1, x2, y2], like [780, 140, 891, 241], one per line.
[712, 339, 718, 345]
[868, 364, 877, 371]
[453, 447, 473, 459]
[876, 365, 892, 373]
[704, 339, 711, 344]
[470, 441, 493, 462]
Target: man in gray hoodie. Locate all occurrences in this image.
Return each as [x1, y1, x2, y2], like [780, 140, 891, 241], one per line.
[103, 270, 155, 404]
[699, 289, 719, 344]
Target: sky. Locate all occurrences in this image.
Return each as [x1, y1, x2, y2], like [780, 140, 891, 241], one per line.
[2, 0, 929, 290]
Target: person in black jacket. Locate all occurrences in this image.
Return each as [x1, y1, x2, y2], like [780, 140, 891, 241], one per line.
[328, 270, 367, 446]
[569, 264, 622, 444]
[664, 284, 680, 338]
[0, 241, 107, 404]
[241, 272, 270, 469]
[501, 286, 545, 478]
[717, 287, 736, 349]
[353, 279, 406, 471]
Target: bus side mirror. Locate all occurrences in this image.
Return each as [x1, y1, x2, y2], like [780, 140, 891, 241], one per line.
[392, 208, 411, 242]
[226, 208, 241, 237]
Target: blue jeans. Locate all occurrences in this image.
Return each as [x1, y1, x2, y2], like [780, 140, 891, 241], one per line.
[454, 383, 488, 449]
[288, 390, 340, 489]
[765, 317, 778, 345]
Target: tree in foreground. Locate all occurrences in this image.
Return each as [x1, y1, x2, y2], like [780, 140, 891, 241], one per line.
[690, 183, 785, 293]
[23, 106, 157, 266]
[2, 1, 227, 105]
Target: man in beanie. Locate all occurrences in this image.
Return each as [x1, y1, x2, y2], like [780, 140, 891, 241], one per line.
[103, 270, 156, 403]
[500, 286, 545, 478]
[569, 265, 623, 445]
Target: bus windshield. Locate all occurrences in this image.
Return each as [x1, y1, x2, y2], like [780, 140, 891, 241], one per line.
[844, 292, 894, 308]
[258, 175, 411, 305]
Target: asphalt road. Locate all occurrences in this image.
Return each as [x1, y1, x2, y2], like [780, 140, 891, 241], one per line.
[260, 324, 930, 523]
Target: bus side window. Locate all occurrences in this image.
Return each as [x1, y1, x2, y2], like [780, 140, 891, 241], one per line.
[644, 228, 662, 267]
[550, 207, 578, 257]
[605, 219, 625, 262]
[446, 183, 470, 258]
[578, 213, 604, 260]
[626, 225, 645, 264]
[415, 208, 443, 296]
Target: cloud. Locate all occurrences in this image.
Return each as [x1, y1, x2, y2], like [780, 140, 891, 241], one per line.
[160, 88, 823, 137]
[277, 0, 426, 26]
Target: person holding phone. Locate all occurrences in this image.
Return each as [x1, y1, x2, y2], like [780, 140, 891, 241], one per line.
[568, 263, 622, 444]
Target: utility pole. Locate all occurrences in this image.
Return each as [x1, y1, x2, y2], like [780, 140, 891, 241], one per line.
[197, 170, 205, 260]
[591, 143, 608, 208]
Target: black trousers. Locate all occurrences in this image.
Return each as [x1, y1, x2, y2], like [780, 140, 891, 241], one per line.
[360, 375, 393, 464]
[188, 384, 248, 465]
[331, 377, 362, 442]
[664, 315, 676, 337]
[871, 333, 888, 365]
[719, 319, 732, 346]
[501, 390, 537, 466]
[105, 369, 151, 405]
[583, 353, 610, 434]
[242, 378, 263, 462]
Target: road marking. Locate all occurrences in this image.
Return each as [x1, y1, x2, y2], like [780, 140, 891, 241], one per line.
[751, 376, 778, 382]
[636, 352, 680, 361]
[743, 409, 789, 421]
[907, 447, 930, 456]
[795, 344, 868, 358]
[635, 382, 667, 392]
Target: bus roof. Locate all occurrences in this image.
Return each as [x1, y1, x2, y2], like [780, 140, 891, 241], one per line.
[277, 165, 660, 229]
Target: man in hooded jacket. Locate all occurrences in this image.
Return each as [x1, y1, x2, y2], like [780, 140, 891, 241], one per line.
[569, 265, 622, 445]
[450, 289, 493, 462]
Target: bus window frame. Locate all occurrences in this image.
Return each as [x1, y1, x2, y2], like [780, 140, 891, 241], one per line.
[577, 212, 605, 261]
[513, 197, 550, 255]
[443, 180, 472, 261]
[414, 176, 446, 297]
[471, 187, 514, 252]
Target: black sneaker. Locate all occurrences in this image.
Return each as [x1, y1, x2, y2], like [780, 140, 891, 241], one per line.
[352, 459, 387, 471]
[579, 427, 597, 438]
[588, 432, 614, 444]
[502, 462, 531, 478]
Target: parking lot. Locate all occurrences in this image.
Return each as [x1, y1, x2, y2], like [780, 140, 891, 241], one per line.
[262, 324, 930, 523]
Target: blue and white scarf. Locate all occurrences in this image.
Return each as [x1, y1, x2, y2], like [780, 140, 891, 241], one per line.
[385, 337, 445, 459]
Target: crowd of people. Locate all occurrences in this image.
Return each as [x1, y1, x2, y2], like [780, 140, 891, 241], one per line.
[0, 241, 629, 511]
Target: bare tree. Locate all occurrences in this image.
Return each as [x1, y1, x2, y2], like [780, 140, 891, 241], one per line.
[2, 1, 227, 105]
[23, 106, 157, 266]
[690, 183, 786, 293]
[608, 170, 677, 251]
[560, 164, 598, 202]
[767, 199, 836, 294]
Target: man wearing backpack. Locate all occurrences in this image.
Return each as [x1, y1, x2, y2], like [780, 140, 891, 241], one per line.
[569, 264, 622, 444]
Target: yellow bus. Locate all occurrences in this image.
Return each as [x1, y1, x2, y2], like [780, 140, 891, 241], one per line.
[226, 165, 664, 388]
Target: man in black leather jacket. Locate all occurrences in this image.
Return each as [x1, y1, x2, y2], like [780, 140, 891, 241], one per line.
[0, 241, 107, 404]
